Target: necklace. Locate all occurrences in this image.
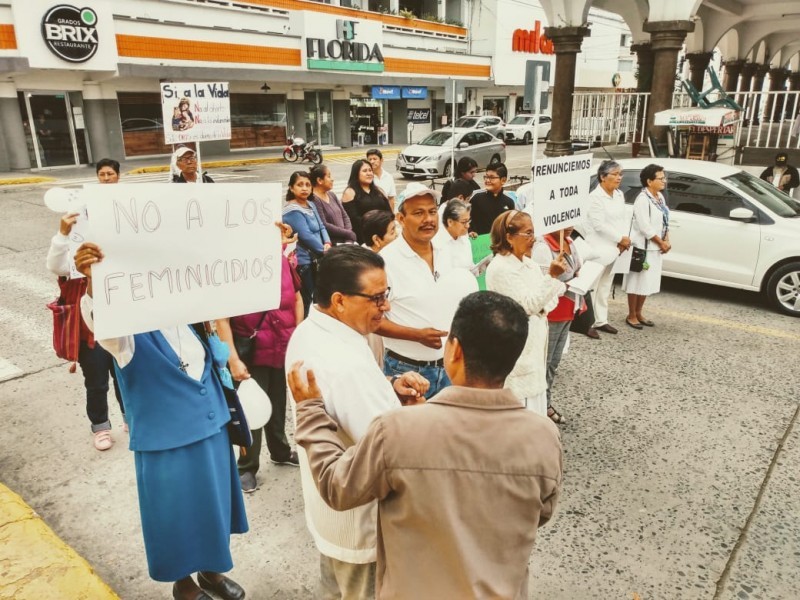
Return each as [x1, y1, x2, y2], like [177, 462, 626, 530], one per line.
[175, 327, 189, 373]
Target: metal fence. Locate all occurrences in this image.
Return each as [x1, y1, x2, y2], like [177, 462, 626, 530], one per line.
[735, 90, 800, 150]
[571, 92, 649, 145]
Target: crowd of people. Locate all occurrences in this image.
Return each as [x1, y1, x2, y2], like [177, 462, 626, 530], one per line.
[52, 148, 677, 599]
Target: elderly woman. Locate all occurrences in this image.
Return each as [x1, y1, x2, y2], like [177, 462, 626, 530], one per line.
[341, 159, 392, 244]
[73, 243, 248, 600]
[485, 210, 566, 419]
[623, 163, 671, 329]
[583, 160, 631, 335]
[310, 164, 357, 245]
[435, 199, 474, 269]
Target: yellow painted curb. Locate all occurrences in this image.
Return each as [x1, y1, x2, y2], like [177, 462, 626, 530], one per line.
[0, 484, 119, 600]
[0, 176, 55, 186]
[126, 149, 400, 175]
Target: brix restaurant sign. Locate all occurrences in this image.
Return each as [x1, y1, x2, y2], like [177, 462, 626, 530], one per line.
[307, 19, 384, 72]
[512, 21, 554, 55]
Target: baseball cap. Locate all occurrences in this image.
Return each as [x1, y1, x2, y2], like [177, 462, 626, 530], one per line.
[174, 146, 195, 159]
[396, 181, 441, 211]
[776, 153, 788, 163]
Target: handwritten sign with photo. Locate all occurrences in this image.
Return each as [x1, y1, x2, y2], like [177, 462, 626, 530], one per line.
[526, 153, 594, 235]
[84, 183, 282, 339]
[161, 82, 231, 144]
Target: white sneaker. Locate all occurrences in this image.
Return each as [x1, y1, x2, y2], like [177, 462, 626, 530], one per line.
[93, 430, 113, 451]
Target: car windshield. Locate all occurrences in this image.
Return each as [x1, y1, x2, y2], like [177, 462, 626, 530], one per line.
[724, 171, 800, 217]
[508, 116, 531, 125]
[454, 117, 479, 128]
[419, 131, 453, 146]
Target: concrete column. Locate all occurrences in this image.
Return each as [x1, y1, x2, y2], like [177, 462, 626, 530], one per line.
[688, 52, 713, 93]
[740, 62, 758, 91]
[0, 83, 31, 170]
[391, 98, 408, 145]
[287, 97, 306, 139]
[751, 64, 770, 124]
[789, 72, 800, 92]
[721, 59, 745, 92]
[332, 99, 351, 148]
[631, 42, 654, 93]
[765, 67, 790, 121]
[643, 20, 695, 145]
[543, 25, 590, 157]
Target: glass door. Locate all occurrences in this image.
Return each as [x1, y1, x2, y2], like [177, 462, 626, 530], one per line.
[19, 92, 80, 168]
[304, 91, 334, 146]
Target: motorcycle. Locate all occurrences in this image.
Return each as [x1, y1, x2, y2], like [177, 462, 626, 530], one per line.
[283, 132, 323, 164]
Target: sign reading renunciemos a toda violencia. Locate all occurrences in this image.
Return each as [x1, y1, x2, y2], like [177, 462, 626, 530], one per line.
[526, 154, 594, 236]
[160, 82, 231, 145]
[84, 183, 282, 339]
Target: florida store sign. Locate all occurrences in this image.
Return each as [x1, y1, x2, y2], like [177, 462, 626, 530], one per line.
[305, 16, 384, 72]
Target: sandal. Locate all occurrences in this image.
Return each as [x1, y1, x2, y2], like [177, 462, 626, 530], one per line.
[93, 430, 113, 451]
[638, 317, 655, 327]
[547, 406, 567, 425]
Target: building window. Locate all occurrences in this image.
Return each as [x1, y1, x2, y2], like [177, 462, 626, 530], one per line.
[620, 33, 631, 47]
[118, 92, 169, 157]
[230, 93, 287, 149]
[618, 59, 633, 72]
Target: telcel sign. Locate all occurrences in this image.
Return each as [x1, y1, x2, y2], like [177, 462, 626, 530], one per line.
[512, 21, 554, 55]
[307, 19, 384, 72]
[41, 4, 99, 63]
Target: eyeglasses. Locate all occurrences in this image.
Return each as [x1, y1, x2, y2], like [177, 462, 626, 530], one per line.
[511, 231, 535, 238]
[654, 176, 667, 181]
[179, 156, 197, 162]
[345, 288, 391, 307]
[484, 175, 501, 180]
[458, 218, 472, 225]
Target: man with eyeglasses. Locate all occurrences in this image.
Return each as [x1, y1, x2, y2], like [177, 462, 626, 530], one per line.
[468, 162, 516, 234]
[285, 245, 428, 600]
[171, 147, 214, 183]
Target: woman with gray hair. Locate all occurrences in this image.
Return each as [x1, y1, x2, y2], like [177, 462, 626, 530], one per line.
[435, 199, 474, 269]
[582, 160, 631, 335]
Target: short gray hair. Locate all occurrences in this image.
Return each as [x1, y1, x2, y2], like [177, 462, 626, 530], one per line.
[597, 160, 622, 181]
[443, 199, 470, 226]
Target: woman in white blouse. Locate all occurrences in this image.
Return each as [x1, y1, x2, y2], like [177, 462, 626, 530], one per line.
[623, 163, 671, 329]
[485, 210, 567, 420]
[436, 199, 474, 270]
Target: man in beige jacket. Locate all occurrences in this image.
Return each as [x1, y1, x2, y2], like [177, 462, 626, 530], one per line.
[289, 291, 563, 599]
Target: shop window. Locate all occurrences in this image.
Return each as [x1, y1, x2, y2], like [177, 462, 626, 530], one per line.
[368, 0, 390, 12]
[118, 92, 170, 157]
[230, 93, 287, 149]
[350, 98, 383, 146]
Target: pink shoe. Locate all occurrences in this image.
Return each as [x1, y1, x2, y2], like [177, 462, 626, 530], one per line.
[93, 430, 113, 451]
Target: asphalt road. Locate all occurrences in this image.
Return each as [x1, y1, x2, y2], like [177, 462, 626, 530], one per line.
[1, 144, 799, 599]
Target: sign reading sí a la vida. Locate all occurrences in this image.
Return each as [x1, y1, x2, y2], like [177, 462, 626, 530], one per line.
[526, 154, 593, 235]
[84, 183, 282, 339]
[160, 82, 231, 145]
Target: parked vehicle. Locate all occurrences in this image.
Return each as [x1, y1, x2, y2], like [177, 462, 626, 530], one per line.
[454, 115, 506, 139]
[283, 133, 323, 164]
[504, 114, 552, 144]
[593, 158, 800, 317]
[397, 128, 506, 179]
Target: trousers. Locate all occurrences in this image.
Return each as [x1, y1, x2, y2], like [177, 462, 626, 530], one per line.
[383, 354, 450, 400]
[78, 341, 124, 432]
[545, 320, 571, 405]
[593, 263, 616, 327]
[319, 554, 375, 600]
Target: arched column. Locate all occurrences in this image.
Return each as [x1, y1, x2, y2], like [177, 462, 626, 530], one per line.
[643, 20, 695, 144]
[721, 59, 744, 92]
[542, 25, 591, 157]
[751, 63, 770, 124]
[765, 67, 790, 121]
[687, 51, 714, 94]
[631, 42, 654, 93]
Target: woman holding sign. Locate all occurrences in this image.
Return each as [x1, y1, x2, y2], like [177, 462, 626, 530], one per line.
[73, 243, 248, 600]
[486, 210, 567, 420]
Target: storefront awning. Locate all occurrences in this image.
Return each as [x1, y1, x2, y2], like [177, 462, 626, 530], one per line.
[654, 107, 739, 127]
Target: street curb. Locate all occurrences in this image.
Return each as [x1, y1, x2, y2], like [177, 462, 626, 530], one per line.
[0, 176, 55, 186]
[0, 483, 120, 599]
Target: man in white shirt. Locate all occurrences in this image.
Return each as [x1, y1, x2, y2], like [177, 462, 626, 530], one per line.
[367, 148, 396, 211]
[378, 182, 478, 398]
[582, 160, 631, 335]
[285, 245, 428, 600]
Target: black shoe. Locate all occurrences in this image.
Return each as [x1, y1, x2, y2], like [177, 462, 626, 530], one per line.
[239, 471, 257, 494]
[197, 572, 245, 600]
[172, 583, 213, 600]
[270, 450, 299, 467]
[596, 323, 618, 334]
[625, 318, 644, 330]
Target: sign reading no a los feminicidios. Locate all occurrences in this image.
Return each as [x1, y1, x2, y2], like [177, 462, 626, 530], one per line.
[526, 154, 594, 236]
[161, 82, 231, 145]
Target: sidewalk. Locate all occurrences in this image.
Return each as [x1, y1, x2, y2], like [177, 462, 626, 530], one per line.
[0, 483, 119, 599]
[0, 145, 404, 186]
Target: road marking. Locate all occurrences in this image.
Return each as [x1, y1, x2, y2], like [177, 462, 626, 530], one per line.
[0, 357, 23, 382]
[0, 268, 59, 299]
[650, 308, 800, 341]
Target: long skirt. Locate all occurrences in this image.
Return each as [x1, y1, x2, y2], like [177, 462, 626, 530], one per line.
[622, 248, 663, 296]
[134, 427, 249, 582]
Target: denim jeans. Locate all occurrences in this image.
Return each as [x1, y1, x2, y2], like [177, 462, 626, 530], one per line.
[545, 320, 571, 405]
[383, 354, 451, 400]
[296, 263, 315, 318]
[77, 341, 124, 432]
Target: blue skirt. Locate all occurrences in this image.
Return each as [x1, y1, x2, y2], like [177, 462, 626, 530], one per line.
[134, 427, 249, 582]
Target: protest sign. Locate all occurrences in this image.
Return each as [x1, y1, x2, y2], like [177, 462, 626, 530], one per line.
[526, 153, 593, 235]
[161, 82, 231, 145]
[84, 183, 282, 339]
[470, 234, 492, 291]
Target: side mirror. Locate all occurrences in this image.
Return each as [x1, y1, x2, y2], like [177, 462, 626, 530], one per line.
[476, 123, 485, 128]
[458, 142, 469, 149]
[729, 207, 756, 222]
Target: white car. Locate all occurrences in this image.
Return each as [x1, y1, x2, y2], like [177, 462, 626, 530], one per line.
[397, 128, 506, 179]
[453, 115, 506, 139]
[504, 114, 552, 144]
[608, 158, 800, 317]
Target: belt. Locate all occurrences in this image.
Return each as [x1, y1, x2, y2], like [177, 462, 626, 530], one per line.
[386, 350, 444, 369]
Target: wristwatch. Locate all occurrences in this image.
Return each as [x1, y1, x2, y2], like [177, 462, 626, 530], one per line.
[389, 374, 401, 387]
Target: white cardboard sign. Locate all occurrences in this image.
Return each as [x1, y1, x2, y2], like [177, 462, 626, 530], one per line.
[84, 183, 282, 339]
[161, 82, 231, 145]
[527, 154, 594, 235]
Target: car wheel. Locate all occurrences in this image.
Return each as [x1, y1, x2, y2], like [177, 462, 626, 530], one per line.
[489, 154, 501, 165]
[443, 162, 452, 178]
[766, 262, 800, 317]
[401, 173, 415, 179]
[523, 132, 532, 145]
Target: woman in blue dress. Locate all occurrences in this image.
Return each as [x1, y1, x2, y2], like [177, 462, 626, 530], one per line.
[74, 243, 248, 600]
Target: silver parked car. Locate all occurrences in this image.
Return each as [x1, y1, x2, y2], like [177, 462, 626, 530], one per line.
[396, 128, 507, 179]
[454, 115, 506, 139]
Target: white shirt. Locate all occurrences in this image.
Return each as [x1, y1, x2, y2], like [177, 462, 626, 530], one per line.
[435, 233, 474, 270]
[373, 168, 397, 201]
[583, 185, 628, 266]
[380, 234, 477, 361]
[286, 307, 401, 563]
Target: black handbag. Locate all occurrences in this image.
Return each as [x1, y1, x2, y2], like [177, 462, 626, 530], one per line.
[232, 312, 270, 363]
[629, 246, 647, 272]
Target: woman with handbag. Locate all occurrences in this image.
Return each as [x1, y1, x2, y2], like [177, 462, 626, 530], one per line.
[215, 230, 305, 493]
[310, 164, 357, 245]
[282, 171, 331, 316]
[73, 242, 248, 600]
[623, 164, 671, 329]
[341, 159, 392, 244]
